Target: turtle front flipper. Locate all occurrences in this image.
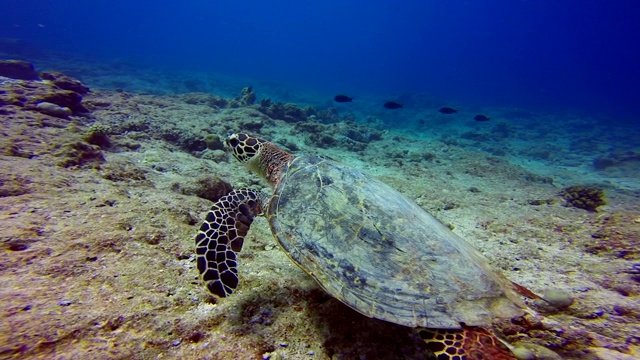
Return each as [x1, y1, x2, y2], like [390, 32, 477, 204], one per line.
[195, 188, 262, 297]
[417, 326, 516, 360]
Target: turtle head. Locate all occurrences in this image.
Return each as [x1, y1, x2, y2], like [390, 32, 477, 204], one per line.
[226, 133, 268, 164]
[226, 133, 295, 186]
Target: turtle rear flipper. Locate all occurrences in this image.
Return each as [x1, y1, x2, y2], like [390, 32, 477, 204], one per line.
[417, 326, 516, 360]
[195, 189, 262, 297]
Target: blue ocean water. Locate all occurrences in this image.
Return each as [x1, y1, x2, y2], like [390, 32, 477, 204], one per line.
[2, 0, 639, 123]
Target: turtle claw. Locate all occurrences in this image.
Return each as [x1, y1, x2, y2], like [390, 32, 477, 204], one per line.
[195, 188, 262, 297]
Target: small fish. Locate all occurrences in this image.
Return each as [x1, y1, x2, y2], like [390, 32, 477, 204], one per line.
[474, 114, 491, 121]
[384, 101, 403, 109]
[439, 107, 458, 114]
[334, 95, 353, 103]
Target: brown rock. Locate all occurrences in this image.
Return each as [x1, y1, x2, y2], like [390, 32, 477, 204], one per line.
[0, 60, 40, 80]
[0, 77, 89, 114]
[40, 71, 90, 95]
[35, 102, 72, 118]
[35, 88, 87, 113]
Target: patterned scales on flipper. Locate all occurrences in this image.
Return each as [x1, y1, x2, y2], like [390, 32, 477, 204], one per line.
[418, 326, 515, 360]
[195, 189, 262, 297]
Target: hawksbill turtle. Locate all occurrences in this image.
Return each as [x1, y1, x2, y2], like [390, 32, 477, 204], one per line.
[195, 133, 539, 360]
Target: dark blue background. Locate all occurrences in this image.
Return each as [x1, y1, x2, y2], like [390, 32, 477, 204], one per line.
[2, 0, 639, 120]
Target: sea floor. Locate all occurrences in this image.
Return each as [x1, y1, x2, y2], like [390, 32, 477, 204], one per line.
[1, 55, 639, 360]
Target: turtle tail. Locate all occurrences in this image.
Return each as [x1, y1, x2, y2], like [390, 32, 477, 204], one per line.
[417, 325, 516, 360]
[195, 188, 262, 297]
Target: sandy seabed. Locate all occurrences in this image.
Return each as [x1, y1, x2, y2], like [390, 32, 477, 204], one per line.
[1, 69, 639, 360]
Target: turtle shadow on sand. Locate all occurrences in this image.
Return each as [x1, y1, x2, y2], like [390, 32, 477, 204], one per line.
[309, 296, 431, 359]
[231, 284, 431, 359]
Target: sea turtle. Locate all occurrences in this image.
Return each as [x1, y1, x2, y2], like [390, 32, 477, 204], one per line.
[195, 133, 534, 359]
